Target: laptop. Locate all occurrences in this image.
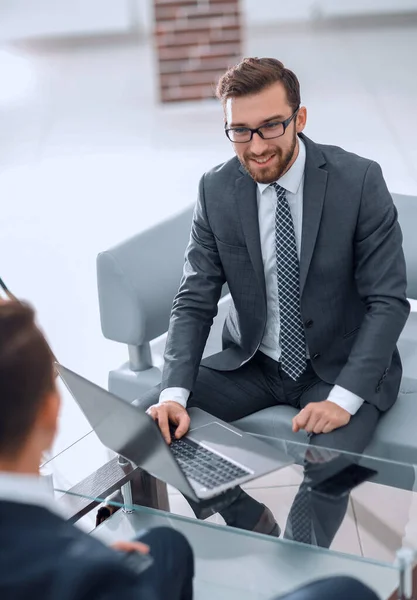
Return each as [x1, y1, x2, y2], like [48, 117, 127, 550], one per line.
[56, 364, 293, 503]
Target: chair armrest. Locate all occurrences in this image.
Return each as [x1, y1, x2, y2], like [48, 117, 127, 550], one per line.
[408, 298, 417, 312]
[151, 293, 232, 367]
[398, 310, 417, 385]
[202, 293, 231, 359]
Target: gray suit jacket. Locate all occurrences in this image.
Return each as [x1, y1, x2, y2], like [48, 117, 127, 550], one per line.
[162, 134, 410, 411]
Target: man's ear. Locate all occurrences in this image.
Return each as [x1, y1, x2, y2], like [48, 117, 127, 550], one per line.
[296, 106, 307, 134]
[37, 389, 61, 448]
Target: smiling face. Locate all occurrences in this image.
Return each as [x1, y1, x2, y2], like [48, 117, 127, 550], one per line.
[225, 82, 307, 184]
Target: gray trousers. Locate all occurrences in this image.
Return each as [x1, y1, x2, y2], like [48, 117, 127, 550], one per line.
[140, 351, 380, 548]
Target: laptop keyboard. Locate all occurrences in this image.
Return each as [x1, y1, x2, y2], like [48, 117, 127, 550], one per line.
[170, 435, 251, 490]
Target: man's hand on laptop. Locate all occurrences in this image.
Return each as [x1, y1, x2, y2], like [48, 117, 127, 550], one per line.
[147, 401, 190, 444]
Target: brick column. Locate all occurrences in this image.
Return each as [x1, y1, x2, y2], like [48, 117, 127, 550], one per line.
[154, 0, 242, 103]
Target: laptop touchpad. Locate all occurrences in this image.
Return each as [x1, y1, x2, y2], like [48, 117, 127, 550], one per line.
[188, 422, 246, 456]
[190, 421, 242, 437]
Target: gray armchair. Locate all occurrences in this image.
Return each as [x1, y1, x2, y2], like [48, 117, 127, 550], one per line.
[97, 194, 417, 508]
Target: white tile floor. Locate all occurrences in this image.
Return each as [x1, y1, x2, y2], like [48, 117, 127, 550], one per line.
[2, 18, 417, 562]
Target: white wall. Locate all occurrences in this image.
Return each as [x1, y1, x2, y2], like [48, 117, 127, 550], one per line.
[320, 0, 417, 17]
[0, 0, 132, 42]
[243, 0, 316, 25]
[243, 0, 417, 26]
[1, 0, 416, 42]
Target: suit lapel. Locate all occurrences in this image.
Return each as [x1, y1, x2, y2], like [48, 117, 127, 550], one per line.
[234, 135, 328, 300]
[235, 170, 267, 299]
[299, 135, 328, 295]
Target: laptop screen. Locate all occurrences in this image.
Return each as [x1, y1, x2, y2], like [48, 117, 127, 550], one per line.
[56, 363, 196, 500]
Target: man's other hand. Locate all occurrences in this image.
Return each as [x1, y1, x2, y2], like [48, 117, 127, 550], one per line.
[147, 401, 190, 444]
[111, 540, 150, 554]
[292, 400, 351, 435]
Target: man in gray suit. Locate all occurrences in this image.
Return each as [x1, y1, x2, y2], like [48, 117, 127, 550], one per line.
[144, 57, 409, 547]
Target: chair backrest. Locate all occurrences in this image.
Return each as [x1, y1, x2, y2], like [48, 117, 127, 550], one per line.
[392, 193, 417, 299]
[97, 193, 417, 347]
[97, 205, 194, 345]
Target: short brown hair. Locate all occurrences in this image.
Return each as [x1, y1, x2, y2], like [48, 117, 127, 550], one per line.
[0, 301, 55, 456]
[216, 57, 300, 113]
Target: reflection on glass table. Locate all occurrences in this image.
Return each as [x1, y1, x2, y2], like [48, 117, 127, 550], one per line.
[41, 432, 417, 576]
[250, 436, 417, 562]
[49, 364, 417, 564]
[53, 484, 405, 600]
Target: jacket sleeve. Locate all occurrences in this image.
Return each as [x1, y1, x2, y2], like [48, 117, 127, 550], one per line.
[59, 555, 158, 600]
[161, 174, 226, 392]
[335, 161, 410, 401]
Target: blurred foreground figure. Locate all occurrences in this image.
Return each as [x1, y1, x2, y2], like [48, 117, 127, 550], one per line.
[0, 300, 194, 600]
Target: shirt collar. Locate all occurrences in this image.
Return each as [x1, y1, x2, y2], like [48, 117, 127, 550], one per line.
[257, 136, 306, 196]
[0, 471, 64, 518]
[0, 471, 116, 544]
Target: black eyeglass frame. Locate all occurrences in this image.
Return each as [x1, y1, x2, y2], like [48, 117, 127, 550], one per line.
[0, 276, 17, 301]
[224, 108, 300, 143]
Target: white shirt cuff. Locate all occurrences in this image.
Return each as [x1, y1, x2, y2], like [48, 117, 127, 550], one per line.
[327, 385, 364, 415]
[159, 387, 190, 409]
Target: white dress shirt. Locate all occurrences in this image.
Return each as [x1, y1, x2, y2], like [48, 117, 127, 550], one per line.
[0, 470, 115, 543]
[0, 471, 65, 517]
[160, 138, 364, 415]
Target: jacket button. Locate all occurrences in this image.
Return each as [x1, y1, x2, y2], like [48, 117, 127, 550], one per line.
[312, 353, 321, 360]
[305, 319, 314, 328]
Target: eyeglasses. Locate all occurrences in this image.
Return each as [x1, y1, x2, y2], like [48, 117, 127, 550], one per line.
[225, 108, 299, 143]
[0, 276, 17, 301]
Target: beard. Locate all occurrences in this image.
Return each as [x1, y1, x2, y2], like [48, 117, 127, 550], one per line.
[239, 129, 298, 184]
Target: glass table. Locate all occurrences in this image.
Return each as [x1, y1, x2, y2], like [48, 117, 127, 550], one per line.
[42, 429, 417, 600]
